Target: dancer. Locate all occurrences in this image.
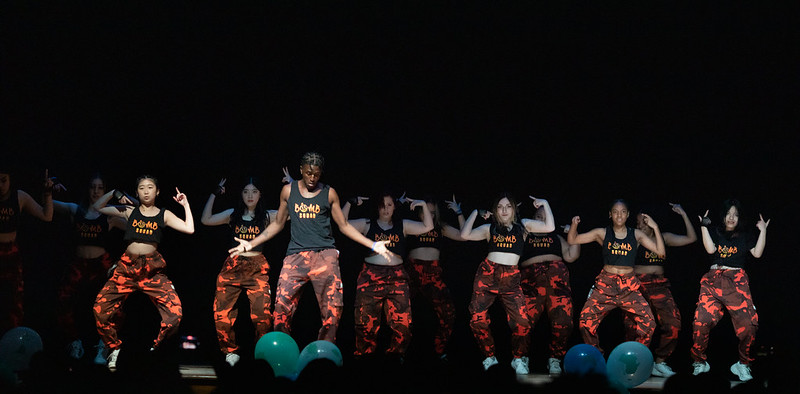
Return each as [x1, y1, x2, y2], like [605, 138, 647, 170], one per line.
[93, 175, 194, 370]
[566, 199, 665, 355]
[460, 193, 555, 375]
[621, 203, 696, 377]
[53, 173, 127, 364]
[690, 199, 768, 382]
[519, 205, 580, 375]
[228, 152, 391, 344]
[342, 191, 433, 362]
[0, 168, 57, 333]
[201, 176, 279, 367]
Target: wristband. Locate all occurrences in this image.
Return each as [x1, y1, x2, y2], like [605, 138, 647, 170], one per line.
[700, 217, 711, 227]
[455, 210, 462, 215]
[114, 190, 124, 200]
[213, 186, 223, 197]
[371, 241, 378, 251]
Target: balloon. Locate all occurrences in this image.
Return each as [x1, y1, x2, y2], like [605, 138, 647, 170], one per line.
[564, 344, 606, 376]
[296, 340, 343, 375]
[0, 327, 43, 372]
[606, 341, 654, 388]
[254, 331, 299, 378]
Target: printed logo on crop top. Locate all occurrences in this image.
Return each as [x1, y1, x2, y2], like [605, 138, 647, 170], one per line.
[717, 244, 738, 259]
[294, 202, 321, 219]
[131, 218, 158, 235]
[77, 223, 103, 239]
[373, 233, 400, 248]
[0, 207, 15, 221]
[527, 235, 554, 248]
[417, 229, 440, 243]
[607, 241, 633, 256]
[643, 250, 663, 262]
[234, 224, 261, 240]
[493, 234, 517, 249]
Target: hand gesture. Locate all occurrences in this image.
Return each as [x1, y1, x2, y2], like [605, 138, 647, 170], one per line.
[571, 216, 581, 226]
[529, 195, 547, 208]
[349, 196, 369, 206]
[44, 169, 66, 194]
[397, 192, 412, 204]
[698, 210, 711, 226]
[119, 194, 135, 205]
[409, 199, 426, 210]
[371, 240, 393, 260]
[640, 213, 658, 229]
[281, 167, 293, 184]
[756, 214, 770, 232]
[214, 178, 227, 196]
[479, 209, 492, 220]
[669, 202, 686, 216]
[228, 237, 253, 257]
[560, 224, 571, 234]
[445, 194, 461, 214]
[173, 187, 189, 207]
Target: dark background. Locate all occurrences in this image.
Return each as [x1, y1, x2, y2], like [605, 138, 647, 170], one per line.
[2, 0, 798, 376]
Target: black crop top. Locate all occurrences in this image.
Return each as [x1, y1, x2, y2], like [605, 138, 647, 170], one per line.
[602, 226, 638, 267]
[73, 206, 110, 247]
[635, 246, 665, 266]
[522, 231, 562, 261]
[407, 227, 442, 250]
[230, 213, 269, 253]
[124, 207, 165, 244]
[366, 220, 406, 257]
[708, 229, 756, 269]
[487, 223, 525, 256]
[0, 191, 20, 233]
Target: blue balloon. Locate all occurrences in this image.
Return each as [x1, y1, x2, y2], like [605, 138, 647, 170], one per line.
[0, 327, 43, 372]
[606, 341, 654, 388]
[564, 344, 606, 376]
[296, 340, 343, 375]
[254, 331, 300, 378]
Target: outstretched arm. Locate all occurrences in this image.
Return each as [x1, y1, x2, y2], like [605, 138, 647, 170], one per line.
[329, 187, 392, 259]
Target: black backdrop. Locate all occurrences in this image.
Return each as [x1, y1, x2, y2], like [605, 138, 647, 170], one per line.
[2, 0, 798, 375]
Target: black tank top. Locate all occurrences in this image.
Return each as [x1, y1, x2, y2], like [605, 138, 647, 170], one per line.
[365, 220, 406, 257]
[124, 207, 165, 244]
[0, 191, 20, 233]
[635, 244, 665, 266]
[230, 212, 269, 253]
[602, 226, 638, 267]
[73, 206, 110, 247]
[487, 222, 525, 256]
[286, 182, 335, 254]
[522, 231, 562, 261]
[407, 227, 442, 250]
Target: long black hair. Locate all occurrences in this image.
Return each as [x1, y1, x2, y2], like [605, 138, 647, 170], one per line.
[230, 176, 270, 228]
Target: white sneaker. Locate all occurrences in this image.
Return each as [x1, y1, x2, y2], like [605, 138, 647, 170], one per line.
[730, 361, 753, 382]
[225, 353, 240, 367]
[107, 348, 120, 370]
[692, 361, 710, 375]
[94, 340, 108, 365]
[511, 357, 529, 375]
[652, 362, 676, 377]
[547, 357, 562, 375]
[68, 339, 84, 359]
[482, 356, 499, 370]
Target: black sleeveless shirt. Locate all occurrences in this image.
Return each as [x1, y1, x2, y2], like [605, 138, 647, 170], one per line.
[286, 182, 335, 254]
[366, 220, 406, 257]
[124, 207, 165, 244]
[522, 231, 563, 261]
[602, 226, 638, 267]
[230, 212, 269, 253]
[73, 206, 111, 247]
[487, 222, 525, 256]
[0, 191, 20, 233]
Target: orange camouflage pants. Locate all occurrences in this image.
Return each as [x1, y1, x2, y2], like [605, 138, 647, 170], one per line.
[622, 273, 681, 360]
[94, 251, 182, 350]
[214, 253, 272, 354]
[273, 249, 342, 343]
[406, 258, 456, 356]
[520, 260, 574, 359]
[691, 268, 758, 364]
[579, 270, 655, 354]
[57, 253, 115, 341]
[353, 263, 412, 357]
[468, 259, 530, 358]
[0, 242, 23, 332]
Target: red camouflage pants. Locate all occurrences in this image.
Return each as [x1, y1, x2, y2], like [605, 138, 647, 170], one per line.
[468, 259, 530, 358]
[0, 242, 23, 332]
[353, 263, 412, 357]
[57, 253, 115, 341]
[520, 260, 574, 359]
[273, 249, 342, 343]
[691, 268, 758, 364]
[94, 251, 182, 350]
[214, 253, 272, 354]
[622, 273, 681, 360]
[579, 270, 655, 354]
[406, 258, 456, 356]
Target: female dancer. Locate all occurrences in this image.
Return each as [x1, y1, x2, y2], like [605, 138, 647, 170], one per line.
[460, 194, 554, 375]
[0, 168, 56, 333]
[519, 205, 580, 375]
[93, 175, 194, 370]
[690, 199, 768, 382]
[621, 203, 696, 378]
[201, 177, 278, 367]
[566, 199, 665, 355]
[53, 173, 127, 363]
[342, 191, 433, 362]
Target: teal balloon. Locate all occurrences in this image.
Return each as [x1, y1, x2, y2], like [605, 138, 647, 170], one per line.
[0, 327, 43, 372]
[564, 344, 606, 376]
[296, 340, 343, 375]
[254, 331, 300, 378]
[606, 341, 653, 388]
